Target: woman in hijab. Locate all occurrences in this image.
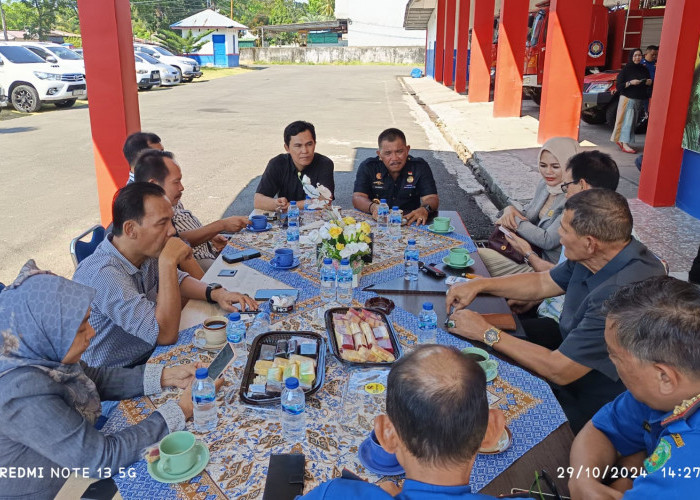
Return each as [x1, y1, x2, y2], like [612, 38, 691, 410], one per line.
[478, 136, 581, 277]
[0, 261, 202, 499]
[611, 48, 652, 154]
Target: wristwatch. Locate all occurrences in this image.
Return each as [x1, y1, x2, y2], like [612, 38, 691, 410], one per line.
[422, 203, 433, 215]
[483, 327, 502, 347]
[205, 283, 222, 304]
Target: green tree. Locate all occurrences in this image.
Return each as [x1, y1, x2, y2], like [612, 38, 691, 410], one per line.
[153, 28, 213, 55]
[3, 0, 76, 39]
[308, 0, 333, 18]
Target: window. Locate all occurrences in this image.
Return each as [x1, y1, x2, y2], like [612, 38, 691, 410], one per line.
[47, 46, 82, 60]
[0, 46, 46, 63]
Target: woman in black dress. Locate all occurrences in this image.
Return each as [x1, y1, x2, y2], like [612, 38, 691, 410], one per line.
[611, 48, 652, 154]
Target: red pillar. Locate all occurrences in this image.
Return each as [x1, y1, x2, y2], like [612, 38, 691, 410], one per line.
[492, 0, 529, 117]
[435, 0, 447, 83]
[443, 0, 457, 87]
[468, 0, 494, 102]
[639, 0, 700, 206]
[77, 0, 140, 226]
[537, 0, 593, 143]
[455, 0, 471, 93]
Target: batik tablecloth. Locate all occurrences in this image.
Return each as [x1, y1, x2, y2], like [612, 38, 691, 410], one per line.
[103, 209, 566, 499]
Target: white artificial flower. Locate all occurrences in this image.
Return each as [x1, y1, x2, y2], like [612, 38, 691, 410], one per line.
[343, 226, 357, 240]
[358, 242, 369, 253]
[319, 224, 331, 240]
[340, 247, 353, 259]
[317, 183, 332, 200]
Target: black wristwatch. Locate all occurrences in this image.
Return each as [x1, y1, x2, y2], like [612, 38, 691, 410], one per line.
[205, 283, 222, 304]
[422, 203, 433, 215]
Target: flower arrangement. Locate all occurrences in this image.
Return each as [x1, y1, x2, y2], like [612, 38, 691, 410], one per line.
[301, 175, 332, 209]
[319, 208, 372, 264]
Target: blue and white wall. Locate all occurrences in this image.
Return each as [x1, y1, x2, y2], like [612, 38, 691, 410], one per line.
[183, 28, 241, 67]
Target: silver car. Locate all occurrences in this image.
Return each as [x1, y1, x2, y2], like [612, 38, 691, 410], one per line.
[134, 52, 180, 86]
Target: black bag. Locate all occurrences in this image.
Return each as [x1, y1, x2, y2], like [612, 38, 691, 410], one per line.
[487, 227, 541, 265]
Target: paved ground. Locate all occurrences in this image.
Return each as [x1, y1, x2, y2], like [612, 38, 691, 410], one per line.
[0, 65, 492, 283]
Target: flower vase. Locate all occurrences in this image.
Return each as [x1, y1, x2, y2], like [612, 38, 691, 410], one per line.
[350, 259, 364, 288]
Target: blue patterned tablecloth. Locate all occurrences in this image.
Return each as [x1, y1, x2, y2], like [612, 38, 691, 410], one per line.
[103, 211, 566, 499]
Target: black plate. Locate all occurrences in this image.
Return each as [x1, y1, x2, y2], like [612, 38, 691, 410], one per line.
[239, 331, 326, 406]
[324, 307, 402, 367]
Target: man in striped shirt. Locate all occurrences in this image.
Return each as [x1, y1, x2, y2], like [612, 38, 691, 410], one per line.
[134, 149, 250, 271]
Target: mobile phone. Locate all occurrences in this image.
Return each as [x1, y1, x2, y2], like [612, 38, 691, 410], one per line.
[254, 289, 299, 301]
[222, 247, 262, 264]
[498, 225, 513, 238]
[208, 343, 235, 380]
[217, 269, 238, 277]
[422, 262, 446, 279]
[81, 478, 118, 500]
[262, 454, 305, 500]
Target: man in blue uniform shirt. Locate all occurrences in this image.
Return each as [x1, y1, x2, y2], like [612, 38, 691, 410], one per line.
[353, 128, 439, 226]
[299, 345, 505, 499]
[569, 276, 700, 499]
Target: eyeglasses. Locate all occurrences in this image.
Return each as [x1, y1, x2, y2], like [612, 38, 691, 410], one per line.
[560, 180, 578, 193]
[529, 469, 563, 500]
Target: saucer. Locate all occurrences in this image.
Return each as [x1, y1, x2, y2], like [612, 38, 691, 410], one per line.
[358, 438, 405, 476]
[481, 359, 498, 382]
[246, 223, 272, 232]
[478, 427, 513, 455]
[270, 257, 300, 270]
[428, 224, 455, 234]
[442, 256, 475, 269]
[194, 338, 227, 351]
[148, 442, 210, 483]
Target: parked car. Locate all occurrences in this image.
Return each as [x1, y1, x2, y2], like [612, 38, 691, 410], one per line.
[19, 42, 86, 75]
[0, 85, 7, 111]
[134, 52, 180, 86]
[134, 56, 161, 91]
[0, 44, 87, 112]
[133, 43, 202, 82]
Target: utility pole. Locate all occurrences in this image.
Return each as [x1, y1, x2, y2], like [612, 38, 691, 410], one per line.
[230, 0, 233, 19]
[0, 0, 8, 42]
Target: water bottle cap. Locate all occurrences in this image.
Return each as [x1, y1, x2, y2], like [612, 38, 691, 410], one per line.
[323, 257, 332, 264]
[285, 377, 299, 389]
[229, 312, 241, 321]
[195, 367, 209, 379]
[340, 258, 349, 265]
[408, 239, 416, 245]
[380, 198, 386, 203]
[290, 201, 297, 205]
[423, 302, 433, 310]
[306, 195, 311, 199]
[392, 206, 399, 210]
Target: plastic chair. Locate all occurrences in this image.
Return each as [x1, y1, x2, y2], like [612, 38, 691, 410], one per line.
[70, 225, 106, 268]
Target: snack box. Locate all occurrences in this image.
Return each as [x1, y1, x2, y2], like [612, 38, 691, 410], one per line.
[324, 307, 402, 367]
[240, 331, 325, 405]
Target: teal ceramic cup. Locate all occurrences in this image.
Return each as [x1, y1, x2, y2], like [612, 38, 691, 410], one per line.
[159, 431, 197, 475]
[461, 347, 489, 363]
[433, 217, 451, 232]
[449, 247, 469, 266]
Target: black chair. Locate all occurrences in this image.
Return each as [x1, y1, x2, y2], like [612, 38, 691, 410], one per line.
[70, 225, 106, 267]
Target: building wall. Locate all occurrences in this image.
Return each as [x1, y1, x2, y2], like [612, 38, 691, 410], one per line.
[335, 0, 426, 46]
[240, 46, 425, 64]
[182, 28, 240, 66]
[426, 8, 438, 78]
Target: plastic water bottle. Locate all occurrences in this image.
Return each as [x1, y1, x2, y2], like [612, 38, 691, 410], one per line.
[389, 206, 402, 240]
[320, 257, 337, 303]
[288, 200, 300, 225]
[336, 258, 353, 305]
[286, 220, 300, 252]
[377, 199, 389, 238]
[246, 311, 270, 348]
[404, 239, 419, 281]
[418, 302, 438, 344]
[226, 312, 245, 345]
[192, 368, 217, 432]
[281, 377, 306, 442]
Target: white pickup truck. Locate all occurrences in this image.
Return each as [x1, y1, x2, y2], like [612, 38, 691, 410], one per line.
[0, 44, 87, 112]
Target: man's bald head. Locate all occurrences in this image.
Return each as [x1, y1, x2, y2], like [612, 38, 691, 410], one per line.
[386, 344, 488, 466]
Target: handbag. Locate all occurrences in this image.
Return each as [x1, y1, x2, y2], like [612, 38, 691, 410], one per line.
[487, 226, 541, 265]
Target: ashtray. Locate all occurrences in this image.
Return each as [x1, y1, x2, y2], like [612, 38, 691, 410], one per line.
[364, 297, 395, 315]
[270, 295, 295, 313]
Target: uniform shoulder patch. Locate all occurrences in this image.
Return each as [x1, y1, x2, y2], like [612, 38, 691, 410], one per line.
[670, 433, 685, 448]
[644, 438, 672, 473]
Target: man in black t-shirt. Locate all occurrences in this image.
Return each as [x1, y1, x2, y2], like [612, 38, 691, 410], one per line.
[353, 128, 439, 225]
[254, 121, 335, 212]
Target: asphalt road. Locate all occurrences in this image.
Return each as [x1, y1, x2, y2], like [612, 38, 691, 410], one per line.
[0, 65, 492, 283]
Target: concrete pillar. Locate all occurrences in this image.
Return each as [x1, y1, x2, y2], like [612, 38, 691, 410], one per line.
[537, 0, 593, 143]
[443, 0, 457, 87]
[435, 0, 447, 83]
[639, 0, 700, 206]
[455, 0, 471, 93]
[493, 0, 529, 117]
[77, 0, 140, 226]
[468, 0, 494, 102]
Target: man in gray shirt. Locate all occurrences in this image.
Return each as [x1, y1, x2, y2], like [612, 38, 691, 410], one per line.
[446, 189, 666, 432]
[73, 183, 257, 367]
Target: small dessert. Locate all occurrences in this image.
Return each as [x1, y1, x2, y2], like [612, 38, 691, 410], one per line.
[259, 344, 276, 361]
[332, 308, 397, 363]
[254, 359, 273, 376]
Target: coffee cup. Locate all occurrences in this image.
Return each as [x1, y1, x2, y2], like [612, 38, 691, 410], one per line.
[461, 346, 490, 363]
[159, 431, 197, 475]
[274, 248, 294, 267]
[250, 215, 268, 230]
[449, 247, 470, 266]
[194, 315, 228, 347]
[433, 216, 451, 232]
[367, 430, 400, 468]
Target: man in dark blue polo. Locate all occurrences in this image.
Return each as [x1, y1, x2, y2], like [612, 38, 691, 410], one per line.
[352, 128, 439, 226]
[446, 189, 666, 432]
[570, 277, 700, 498]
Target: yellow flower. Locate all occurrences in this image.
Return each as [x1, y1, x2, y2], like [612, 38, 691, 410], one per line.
[329, 226, 343, 239]
[363, 235, 372, 243]
[336, 243, 345, 250]
[343, 216, 356, 225]
[360, 221, 371, 235]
